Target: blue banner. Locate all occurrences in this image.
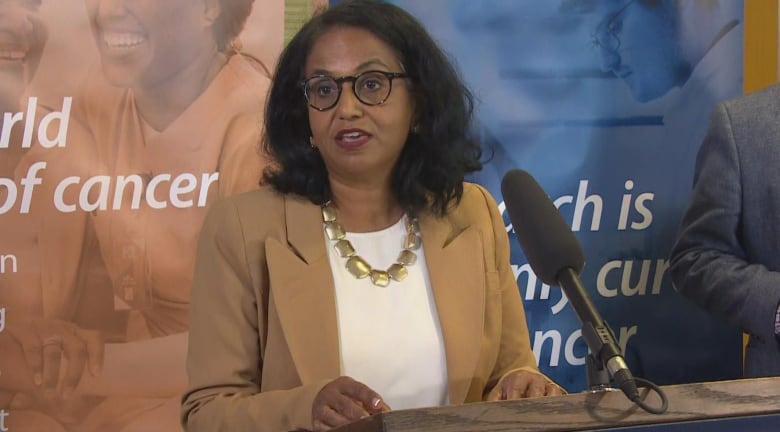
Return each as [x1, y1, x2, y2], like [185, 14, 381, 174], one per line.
[379, 0, 745, 391]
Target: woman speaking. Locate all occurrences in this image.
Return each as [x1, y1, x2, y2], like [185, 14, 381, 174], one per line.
[182, 1, 564, 431]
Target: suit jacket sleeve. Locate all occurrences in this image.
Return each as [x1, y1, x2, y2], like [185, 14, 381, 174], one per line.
[475, 185, 540, 397]
[669, 102, 780, 343]
[181, 198, 328, 432]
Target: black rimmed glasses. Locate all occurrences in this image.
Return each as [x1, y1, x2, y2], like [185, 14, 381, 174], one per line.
[300, 70, 409, 111]
[591, 0, 635, 53]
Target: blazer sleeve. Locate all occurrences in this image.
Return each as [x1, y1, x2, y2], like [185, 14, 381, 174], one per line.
[473, 185, 540, 396]
[181, 198, 327, 432]
[669, 103, 780, 343]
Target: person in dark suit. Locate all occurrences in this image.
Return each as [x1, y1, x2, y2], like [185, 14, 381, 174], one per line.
[181, 1, 565, 431]
[670, 83, 780, 378]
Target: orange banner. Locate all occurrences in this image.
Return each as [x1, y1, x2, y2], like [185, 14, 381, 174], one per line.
[0, 1, 293, 431]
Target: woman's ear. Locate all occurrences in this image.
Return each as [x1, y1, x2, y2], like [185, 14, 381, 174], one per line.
[410, 104, 420, 134]
[410, 93, 420, 134]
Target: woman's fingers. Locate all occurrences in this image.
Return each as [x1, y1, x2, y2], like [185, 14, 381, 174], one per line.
[312, 376, 390, 430]
[488, 370, 567, 401]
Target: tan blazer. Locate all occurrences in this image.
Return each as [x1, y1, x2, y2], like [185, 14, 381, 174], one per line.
[182, 183, 539, 432]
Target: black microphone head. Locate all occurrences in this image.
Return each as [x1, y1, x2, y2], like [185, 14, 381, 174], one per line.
[500, 169, 585, 285]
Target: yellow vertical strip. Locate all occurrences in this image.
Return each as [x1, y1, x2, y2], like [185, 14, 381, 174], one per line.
[742, 0, 779, 369]
[743, 0, 778, 93]
[284, 0, 328, 46]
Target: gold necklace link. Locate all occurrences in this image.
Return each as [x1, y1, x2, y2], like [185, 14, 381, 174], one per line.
[322, 202, 421, 287]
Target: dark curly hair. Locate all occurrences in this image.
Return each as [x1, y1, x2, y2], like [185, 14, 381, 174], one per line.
[214, 0, 254, 53]
[262, 0, 482, 217]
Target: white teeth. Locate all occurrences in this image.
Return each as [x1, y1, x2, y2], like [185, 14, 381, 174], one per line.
[0, 50, 26, 61]
[342, 132, 361, 140]
[103, 32, 145, 49]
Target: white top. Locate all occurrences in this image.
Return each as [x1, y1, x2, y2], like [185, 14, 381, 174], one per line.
[325, 216, 449, 410]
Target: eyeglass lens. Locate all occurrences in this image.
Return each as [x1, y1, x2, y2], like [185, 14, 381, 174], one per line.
[305, 71, 395, 110]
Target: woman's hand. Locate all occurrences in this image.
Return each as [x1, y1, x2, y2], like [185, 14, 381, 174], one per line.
[7, 318, 103, 399]
[486, 369, 566, 401]
[312, 376, 390, 431]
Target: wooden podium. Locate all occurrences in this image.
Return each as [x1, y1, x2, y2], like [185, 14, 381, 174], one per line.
[334, 377, 780, 431]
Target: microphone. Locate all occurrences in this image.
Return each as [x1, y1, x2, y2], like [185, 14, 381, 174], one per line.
[500, 169, 640, 401]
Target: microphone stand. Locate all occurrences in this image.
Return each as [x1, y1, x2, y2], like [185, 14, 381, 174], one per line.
[557, 269, 668, 414]
[585, 353, 611, 392]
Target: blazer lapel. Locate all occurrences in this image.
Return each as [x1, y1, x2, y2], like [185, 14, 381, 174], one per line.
[266, 196, 341, 384]
[266, 198, 485, 400]
[419, 212, 484, 405]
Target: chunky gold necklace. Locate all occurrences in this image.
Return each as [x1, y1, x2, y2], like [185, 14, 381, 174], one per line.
[322, 202, 421, 287]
